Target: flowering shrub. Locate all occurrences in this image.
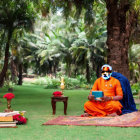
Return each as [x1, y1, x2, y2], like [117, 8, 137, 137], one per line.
[13, 114, 27, 125]
[3, 93, 15, 100]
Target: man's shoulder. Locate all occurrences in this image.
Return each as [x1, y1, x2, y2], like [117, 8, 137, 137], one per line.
[96, 77, 102, 82]
[111, 77, 120, 83]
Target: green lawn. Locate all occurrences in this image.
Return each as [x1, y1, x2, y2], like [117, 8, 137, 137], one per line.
[0, 85, 140, 140]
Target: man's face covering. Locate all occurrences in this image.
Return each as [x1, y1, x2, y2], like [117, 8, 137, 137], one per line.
[101, 66, 112, 80]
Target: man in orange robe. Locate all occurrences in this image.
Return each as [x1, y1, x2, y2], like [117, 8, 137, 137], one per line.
[83, 64, 123, 117]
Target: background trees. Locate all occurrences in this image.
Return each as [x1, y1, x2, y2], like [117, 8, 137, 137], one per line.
[20, 11, 106, 83]
[43, 0, 140, 79]
[0, 0, 139, 87]
[0, 0, 36, 87]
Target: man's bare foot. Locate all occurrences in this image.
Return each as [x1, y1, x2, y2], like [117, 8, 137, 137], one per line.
[81, 113, 91, 117]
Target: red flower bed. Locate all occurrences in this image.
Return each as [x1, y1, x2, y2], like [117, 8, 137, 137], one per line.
[3, 93, 15, 100]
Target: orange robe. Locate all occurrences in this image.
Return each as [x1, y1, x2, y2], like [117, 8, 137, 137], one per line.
[84, 77, 123, 117]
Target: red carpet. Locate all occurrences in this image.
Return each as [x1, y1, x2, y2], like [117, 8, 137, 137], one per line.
[43, 111, 140, 127]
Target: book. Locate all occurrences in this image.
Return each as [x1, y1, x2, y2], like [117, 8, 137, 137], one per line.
[0, 116, 13, 122]
[0, 111, 26, 117]
[92, 91, 103, 101]
[0, 121, 17, 128]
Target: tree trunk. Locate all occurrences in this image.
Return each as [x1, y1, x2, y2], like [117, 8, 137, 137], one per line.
[0, 29, 13, 87]
[10, 57, 18, 83]
[96, 64, 100, 78]
[86, 62, 90, 83]
[18, 63, 23, 85]
[106, 0, 137, 80]
[91, 60, 100, 78]
[53, 60, 58, 78]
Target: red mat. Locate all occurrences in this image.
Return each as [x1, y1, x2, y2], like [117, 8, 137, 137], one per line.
[43, 111, 140, 127]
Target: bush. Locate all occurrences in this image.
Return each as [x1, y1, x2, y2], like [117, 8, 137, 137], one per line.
[45, 78, 60, 89]
[64, 76, 81, 89]
[131, 83, 140, 95]
[23, 75, 94, 89]
[31, 77, 48, 85]
[76, 75, 87, 84]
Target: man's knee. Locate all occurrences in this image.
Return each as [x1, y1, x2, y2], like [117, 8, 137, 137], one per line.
[108, 101, 122, 111]
[84, 101, 93, 109]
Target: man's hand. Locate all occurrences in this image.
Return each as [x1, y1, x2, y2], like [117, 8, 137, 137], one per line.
[100, 96, 111, 101]
[88, 94, 95, 101]
[101, 95, 123, 101]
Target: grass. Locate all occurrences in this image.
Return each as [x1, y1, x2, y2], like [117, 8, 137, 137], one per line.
[0, 84, 140, 140]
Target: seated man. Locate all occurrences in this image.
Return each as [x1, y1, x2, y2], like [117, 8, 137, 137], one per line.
[82, 64, 123, 117]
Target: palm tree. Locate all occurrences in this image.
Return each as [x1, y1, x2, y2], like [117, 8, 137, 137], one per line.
[0, 0, 36, 86]
[22, 14, 76, 77]
[70, 6, 107, 82]
[71, 34, 106, 83]
[21, 8, 107, 80]
[42, 0, 140, 79]
[10, 29, 27, 85]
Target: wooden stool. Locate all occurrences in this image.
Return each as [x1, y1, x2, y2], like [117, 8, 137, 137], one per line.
[51, 96, 68, 115]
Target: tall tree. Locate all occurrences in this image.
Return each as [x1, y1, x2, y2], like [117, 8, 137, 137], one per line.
[0, 0, 36, 87]
[43, 0, 140, 79]
[105, 0, 139, 79]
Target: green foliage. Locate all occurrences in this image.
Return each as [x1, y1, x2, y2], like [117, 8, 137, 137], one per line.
[76, 72, 97, 85]
[24, 76, 60, 89]
[0, 0, 36, 31]
[90, 71, 97, 83]
[23, 75, 93, 90]
[45, 78, 60, 89]
[20, 4, 107, 81]
[64, 76, 81, 89]
[76, 75, 87, 84]
[3, 69, 17, 91]
[0, 0, 37, 87]
[4, 80, 15, 89]
[129, 44, 140, 82]
[0, 0, 140, 88]
[131, 82, 140, 95]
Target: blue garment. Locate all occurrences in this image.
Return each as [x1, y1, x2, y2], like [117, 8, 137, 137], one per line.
[112, 72, 138, 114]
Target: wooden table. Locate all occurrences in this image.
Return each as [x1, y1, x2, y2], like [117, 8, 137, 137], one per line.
[51, 96, 68, 115]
